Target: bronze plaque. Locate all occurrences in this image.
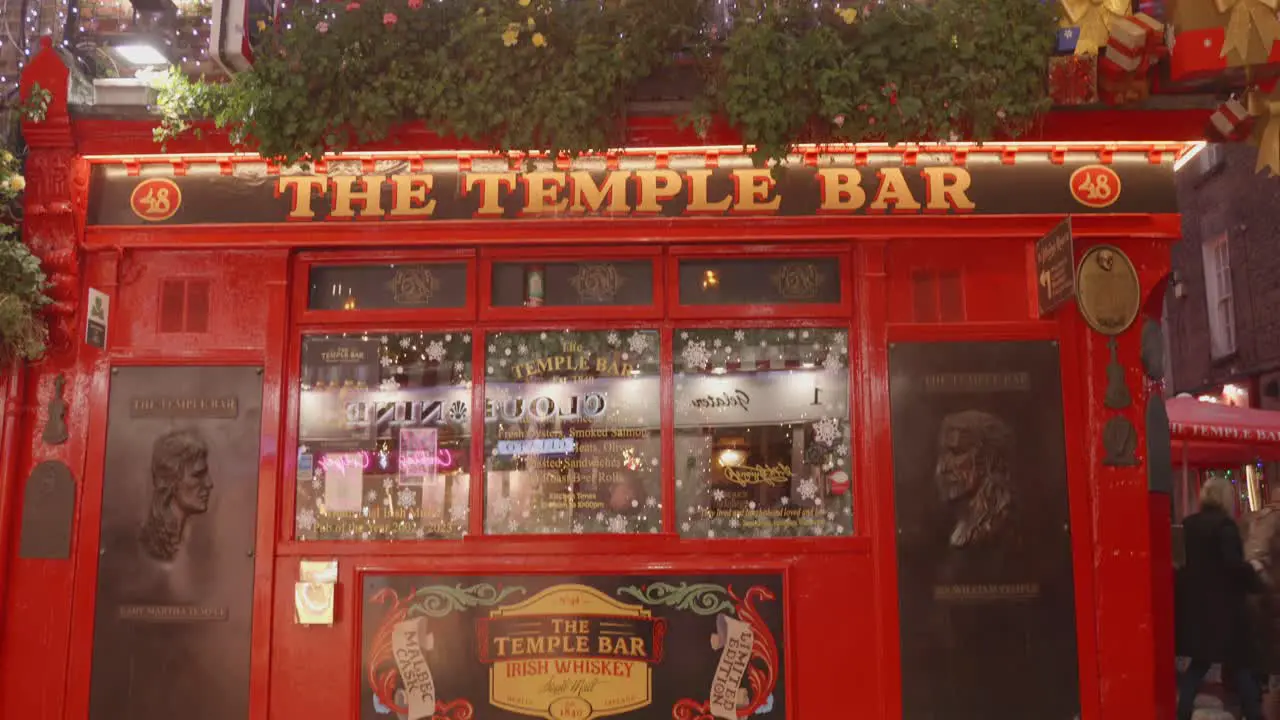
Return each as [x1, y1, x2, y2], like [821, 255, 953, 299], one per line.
[889, 341, 1081, 720]
[1076, 244, 1141, 336]
[18, 460, 76, 559]
[89, 366, 262, 720]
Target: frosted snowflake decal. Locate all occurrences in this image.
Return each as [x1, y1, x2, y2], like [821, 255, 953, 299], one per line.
[426, 340, 446, 362]
[487, 344, 496, 353]
[645, 495, 659, 508]
[379, 379, 399, 391]
[415, 527, 427, 539]
[572, 521, 586, 534]
[607, 515, 629, 533]
[713, 338, 722, 348]
[507, 519, 520, 533]
[729, 516, 741, 529]
[311, 477, 322, 490]
[681, 521, 691, 533]
[814, 417, 841, 446]
[607, 331, 621, 346]
[822, 352, 843, 373]
[382, 477, 394, 490]
[781, 496, 790, 506]
[396, 488, 416, 509]
[734, 330, 745, 342]
[399, 337, 412, 348]
[518, 344, 528, 355]
[713, 489, 726, 502]
[833, 332, 847, 352]
[379, 355, 393, 367]
[682, 341, 711, 371]
[628, 332, 649, 354]
[366, 489, 379, 503]
[450, 503, 468, 522]
[463, 334, 471, 343]
[296, 508, 317, 532]
[798, 478, 819, 501]
[490, 497, 512, 519]
[454, 361, 466, 374]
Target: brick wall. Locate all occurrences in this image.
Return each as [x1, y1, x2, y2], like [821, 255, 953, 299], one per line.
[1170, 142, 1280, 394]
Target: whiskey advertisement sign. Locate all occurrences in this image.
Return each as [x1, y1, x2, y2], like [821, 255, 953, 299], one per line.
[360, 573, 786, 720]
[87, 154, 1178, 225]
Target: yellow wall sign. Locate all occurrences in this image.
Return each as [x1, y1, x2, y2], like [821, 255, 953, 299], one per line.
[478, 585, 663, 720]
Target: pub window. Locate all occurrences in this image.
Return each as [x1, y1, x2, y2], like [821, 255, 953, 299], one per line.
[483, 329, 662, 534]
[293, 332, 473, 540]
[308, 263, 469, 311]
[674, 327, 853, 538]
[490, 260, 655, 308]
[677, 257, 842, 306]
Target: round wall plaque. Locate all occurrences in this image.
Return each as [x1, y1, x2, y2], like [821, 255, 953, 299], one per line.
[1076, 244, 1141, 336]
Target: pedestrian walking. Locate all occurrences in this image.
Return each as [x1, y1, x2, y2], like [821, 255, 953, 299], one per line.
[1177, 476, 1266, 720]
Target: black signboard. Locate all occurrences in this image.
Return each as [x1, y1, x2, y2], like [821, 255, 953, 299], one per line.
[89, 154, 1177, 226]
[1036, 217, 1076, 316]
[89, 366, 263, 720]
[889, 341, 1080, 720]
[359, 573, 786, 720]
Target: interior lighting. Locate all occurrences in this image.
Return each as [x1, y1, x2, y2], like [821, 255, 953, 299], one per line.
[113, 43, 169, 65]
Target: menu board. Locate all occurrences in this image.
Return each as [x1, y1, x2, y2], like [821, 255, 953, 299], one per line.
[483, 330, 661, 534]
[674, 327, 853, 538]
[360, 572, 787, 720]
[295, 333, 473, 540]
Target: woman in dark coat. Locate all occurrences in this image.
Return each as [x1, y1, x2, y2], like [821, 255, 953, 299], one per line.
[1178, 476, 1266, 720]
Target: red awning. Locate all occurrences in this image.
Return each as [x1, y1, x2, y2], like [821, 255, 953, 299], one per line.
[1167, 397, 1280, 444]
[1167, 396, 1280, 464]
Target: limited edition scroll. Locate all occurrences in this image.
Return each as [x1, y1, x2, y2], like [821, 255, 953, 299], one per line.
[708, 614, 755, 720]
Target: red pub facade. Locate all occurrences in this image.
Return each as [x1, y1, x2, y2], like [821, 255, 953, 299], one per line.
[0, 42, 1208, 720]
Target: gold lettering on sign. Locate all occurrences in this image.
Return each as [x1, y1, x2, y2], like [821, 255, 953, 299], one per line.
[817, 168, 868, 212]
[567, 171, 630, 214]
[523, 171, 568, 216]
[633, 170, 683, 214]
[119, 604, 230, 622]
[130, 396, 239, 419]
[870, 168, 922, 212]
[921, 167, 975, 212]
[330, 175, 385, 218]
[569, 264, 623, 303]
[389, 267, 441, 305]
[465, 172, 518, 217]
[771, 263, 824, 300]
[722, 463, 792, 487]
[685, 169, 732, 214]
[277, 175, 327, 220]
[732, 168, 782, 213]
[390, 174, 437, 217]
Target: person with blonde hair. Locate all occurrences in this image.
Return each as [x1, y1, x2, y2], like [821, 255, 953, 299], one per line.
[1177, 475, 1266, 720]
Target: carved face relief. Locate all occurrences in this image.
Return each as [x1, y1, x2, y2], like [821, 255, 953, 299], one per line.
[935, 418, 984, 503]
[174, 456, 213, 515]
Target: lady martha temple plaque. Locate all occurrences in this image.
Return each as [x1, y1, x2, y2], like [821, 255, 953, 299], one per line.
[360, 573, 786, 720]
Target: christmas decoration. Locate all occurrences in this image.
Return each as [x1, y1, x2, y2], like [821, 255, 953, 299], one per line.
[1061, 0, 1132, 55]
[1170, 0, 1280, 81]
[1049, 54, 1100, 105]
[1248, 87, 1280, 176]
[1209, 96, 1254, 140]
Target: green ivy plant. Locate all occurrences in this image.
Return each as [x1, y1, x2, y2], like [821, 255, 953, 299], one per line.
[711, 0, 1058, 164]
[154, 0, 1057, 165]
[156, 0, 702, 163]
[0, 151, 51, 363]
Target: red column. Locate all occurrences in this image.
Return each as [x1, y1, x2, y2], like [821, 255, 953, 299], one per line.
[0, 38, 93, 719]
[1071, 237, 1174, 720]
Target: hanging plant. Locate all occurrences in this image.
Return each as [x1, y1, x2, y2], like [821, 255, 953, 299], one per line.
[153, 0, 1057, 165]
[0, 150, 50, 363]
[710, 0, 1058, 165]
[155, 0, 703, 163]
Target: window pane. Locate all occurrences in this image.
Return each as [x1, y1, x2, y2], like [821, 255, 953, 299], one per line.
[294, 332, 473, 540]
[491, 261, 654, 308]
[674, 327, 853, 538]
[483, 329, 662, 534]
[308, 263, 468, 310]
[678, 258, 842, 306]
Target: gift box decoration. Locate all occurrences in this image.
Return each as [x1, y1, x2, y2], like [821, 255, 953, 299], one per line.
[1208, 96, 1254, 140]
[1057, 26, 1081, 54]
[1049, 54, 1100, 105]
[1061, 0, 1133, 55]
[1099, 72, 1153, 103]
[1169, 0, 1280, 81]
[1101, 14, 1166, 79]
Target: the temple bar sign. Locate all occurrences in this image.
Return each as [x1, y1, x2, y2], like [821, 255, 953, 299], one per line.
[87, 154, 1178, 225]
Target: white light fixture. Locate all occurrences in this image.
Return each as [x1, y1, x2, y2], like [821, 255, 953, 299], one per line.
[717, 448, 745, 468]
[113, 43, 169, 66]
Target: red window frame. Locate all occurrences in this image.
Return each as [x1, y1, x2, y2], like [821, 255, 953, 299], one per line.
[283, 243, 860, 543]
